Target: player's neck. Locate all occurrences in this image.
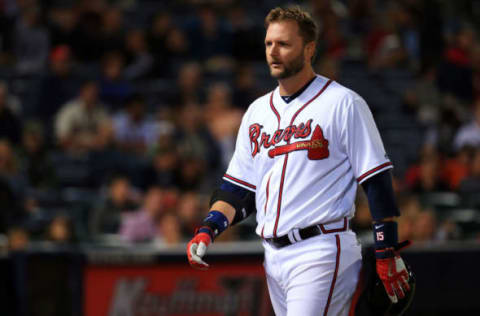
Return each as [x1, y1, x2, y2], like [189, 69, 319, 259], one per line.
[278, 66, 316, 96]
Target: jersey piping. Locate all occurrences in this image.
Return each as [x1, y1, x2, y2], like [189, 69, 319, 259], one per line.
[357, 162, 393, 184]
[223, 173, 256, 191]
[269, 92, 281, 128]
[323, 234, 341, 316]
[264, 175, 271, 215]
[272, 79, 333, 237]
[261, 174, 272, 239]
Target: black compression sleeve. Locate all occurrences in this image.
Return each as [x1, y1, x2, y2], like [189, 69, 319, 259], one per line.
[210, 186, 256, 225]
[361, 170, 400, 221]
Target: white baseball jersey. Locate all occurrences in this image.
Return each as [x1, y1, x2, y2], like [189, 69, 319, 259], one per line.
[223, 75, 392, 238]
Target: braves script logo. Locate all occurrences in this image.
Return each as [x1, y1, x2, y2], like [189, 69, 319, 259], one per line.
[249, 119, 329, 160]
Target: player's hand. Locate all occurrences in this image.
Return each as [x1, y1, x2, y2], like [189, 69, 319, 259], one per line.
[186, 231, 212, 270]
[375, 240, 411, 303]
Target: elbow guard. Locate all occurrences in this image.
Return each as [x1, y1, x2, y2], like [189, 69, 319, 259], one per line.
[209, 189, 256, 226]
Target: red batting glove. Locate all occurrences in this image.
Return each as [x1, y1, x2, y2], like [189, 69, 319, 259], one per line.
[375, 241, 411, 303]
[186, 231, 212, 270]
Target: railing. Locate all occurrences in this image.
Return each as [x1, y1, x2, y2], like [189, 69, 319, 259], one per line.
[3, 241, 480, 316]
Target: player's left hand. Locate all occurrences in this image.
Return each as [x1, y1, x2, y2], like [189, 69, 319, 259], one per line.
[375, 240, 411, 303]
[186, 231, 212, 270]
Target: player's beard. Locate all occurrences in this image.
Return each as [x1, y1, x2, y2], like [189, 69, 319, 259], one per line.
[269, 49, 306, 80]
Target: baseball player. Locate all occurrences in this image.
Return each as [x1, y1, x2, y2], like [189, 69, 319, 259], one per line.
[187, 6, 412, 316]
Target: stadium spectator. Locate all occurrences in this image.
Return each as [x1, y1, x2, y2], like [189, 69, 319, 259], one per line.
[0, 140, 29, 233]
[71, 10, 104, 63]
[16, 120, 57, 189]
[54, 80, 113, 154]
[347, 0, 375, 35]
[13, 5, 49, 75]
[0, 4, 14, 65]
[321, 13, 347, 60]
[177, 157, 206, 191]
[147, 11, 171, 67]
[405, 146, 450, 193]
[0, 82, 22, 145]
[90, 174, 140, 235]
[187, 5, 232, 65]
[0, 80, 21, 114]
[119, 186, 165, 242]
[436, 219, 462, 241]
[0, 139, 29, 200]
[417, 0, 445, 70]
[232, 63, 263, 109]
[124, 29, 154, 80]
[228, 5, 264, 61]
[397, 214, 415, 243]
[157, 212, 182, 246]
[412, 210, 438, 242]
[36, 45, 81, 126]
[204, 82, 242, 169]
[142, 145, 179, 189]
[47, 6, 78, 48]
[453, 99, 480, 150]
[162, 26, 190, 74]
[437, 24, 475, 102]
[458, 147, 480, 195]
[176, 191, 203, 239]
[147, 11, 192, 78]
[112, 94, 157, 155]
[7, 227, 29, 250]
[396, 194, 423, 241]
[0, 0, 477, 247]
[423, 99, 464, 154]
[101, 7, 125, 54]
[442, 145, 474, 190]
[438, 25, 476, 102]
[365, 3, 412, 70]
[166, 62, 204, 106]
[22, 197, 50, 239]
[403, 66, 443, 126]
[175, 102, 221, 186]
[99, 51, 132, 109]
[46, 215, 75, 244]
[393, 2, 421, 68]
[473, 43, 480, 100]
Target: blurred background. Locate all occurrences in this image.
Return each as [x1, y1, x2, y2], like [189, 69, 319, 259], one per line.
[0, 0, 480, 315]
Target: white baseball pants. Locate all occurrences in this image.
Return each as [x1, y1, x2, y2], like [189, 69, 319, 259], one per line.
[263, 230, 362, 316]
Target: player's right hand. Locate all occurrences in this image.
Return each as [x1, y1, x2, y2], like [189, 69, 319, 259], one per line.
[186, 231, 212, 270]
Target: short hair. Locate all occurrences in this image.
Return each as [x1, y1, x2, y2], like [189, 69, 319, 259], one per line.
[265, 6, 318, 44]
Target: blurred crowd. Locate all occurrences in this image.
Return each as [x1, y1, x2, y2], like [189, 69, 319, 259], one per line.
[0, 0, 479, 250]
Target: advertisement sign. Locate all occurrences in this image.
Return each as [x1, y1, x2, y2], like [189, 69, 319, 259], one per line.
[84, 261, 273, 316]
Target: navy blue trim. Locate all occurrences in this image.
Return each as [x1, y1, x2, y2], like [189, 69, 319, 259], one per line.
[280, 76, 317, 103]
[198, 226, 215, 241]
[203, 210, 229, 240]
[373, 221, 398, 249]
[361, 170, 400, 221]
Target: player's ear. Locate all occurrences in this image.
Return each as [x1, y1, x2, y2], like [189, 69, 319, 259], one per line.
[305, 41, 316, 62]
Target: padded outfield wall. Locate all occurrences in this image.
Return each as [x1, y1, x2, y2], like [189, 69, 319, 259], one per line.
[3, 242, 480, 316]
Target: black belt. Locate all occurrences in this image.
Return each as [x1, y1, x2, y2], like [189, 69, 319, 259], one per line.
[265, 217, 349, 249]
